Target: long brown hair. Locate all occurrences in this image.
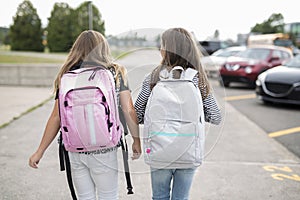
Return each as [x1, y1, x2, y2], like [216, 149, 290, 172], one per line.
[151, 28, 211, 98]
[54, 30, 126, 92]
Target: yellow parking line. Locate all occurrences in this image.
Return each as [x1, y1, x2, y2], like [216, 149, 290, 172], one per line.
[269, 127, 300, 138]
[224, 94, 256, 101]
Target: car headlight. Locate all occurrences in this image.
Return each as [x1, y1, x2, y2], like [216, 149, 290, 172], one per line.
[256, 72, 267, 86]
[255, 78, 262, 86]
[245, 66, 252, 74]
[232, 64, 240, 71]
[294, 83, 300, 91]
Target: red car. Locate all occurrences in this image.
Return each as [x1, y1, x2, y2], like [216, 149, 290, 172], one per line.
[219, 45, 293, 87]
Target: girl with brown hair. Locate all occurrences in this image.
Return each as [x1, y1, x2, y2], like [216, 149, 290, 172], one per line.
[29, 30, 141, 200]
[134, 27, 221, 200]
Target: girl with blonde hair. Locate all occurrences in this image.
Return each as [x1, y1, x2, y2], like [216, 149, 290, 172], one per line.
[29, 30, 141, 200]
[134, 27, 221, 200]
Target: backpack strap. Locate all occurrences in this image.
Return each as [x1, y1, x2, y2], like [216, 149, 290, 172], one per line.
[108, 66, 133, 194]
[184, 68, 198, 81]
[63, 147, 77, 200]
[160, 66, 198, 81]
[120, 137, 134, 194]
[58, 132, 77, 200]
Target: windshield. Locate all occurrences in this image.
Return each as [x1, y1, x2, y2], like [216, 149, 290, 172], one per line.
[212, 47, 245, 57]
[236, 48, 270, 60]
[285, 55, 300, 68]
[274, 39, 293, 47]
[213, 50, 240, 57]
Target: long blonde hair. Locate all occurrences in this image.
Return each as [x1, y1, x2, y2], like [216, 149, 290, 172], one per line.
[151, 28, 211, 98]
[54, 30, 126, 92]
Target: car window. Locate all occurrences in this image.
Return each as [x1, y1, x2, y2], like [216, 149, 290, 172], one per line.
[229, 51, 242, 56]
[272, 50, 282, 58]
[274, 39, 293, 47]
[209, 42, 220, 49]
[199, 41, 222, 55]
[220, 42, 228, 49]
[281, 51, 291, 59]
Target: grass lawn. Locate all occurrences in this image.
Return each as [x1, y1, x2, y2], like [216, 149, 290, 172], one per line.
[0, 46, 147, 64]
[0, 54, 64, 64]
[0, 53, 128, 64]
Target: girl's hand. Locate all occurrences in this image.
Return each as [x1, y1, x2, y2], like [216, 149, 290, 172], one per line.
[131, 139, 141, 160]
[29, 151, 43, 169]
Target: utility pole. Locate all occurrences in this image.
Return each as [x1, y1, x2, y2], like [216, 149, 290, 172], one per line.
[88, 1, 93, 30]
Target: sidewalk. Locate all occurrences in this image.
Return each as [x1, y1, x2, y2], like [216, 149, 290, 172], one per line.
[0, 85, 300, 200]
[0, 86, 53, 127]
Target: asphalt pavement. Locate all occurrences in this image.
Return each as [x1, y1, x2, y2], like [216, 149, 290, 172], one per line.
[1, 50, 300, 200]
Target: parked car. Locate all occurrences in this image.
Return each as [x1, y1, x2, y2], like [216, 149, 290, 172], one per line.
[201, 46, 246, 77]
[199, 40, 229, 55]
[219, 45, 293, 87]
[256, 54, 300, 105]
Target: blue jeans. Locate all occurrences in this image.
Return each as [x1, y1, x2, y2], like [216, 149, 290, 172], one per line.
[151, 168, 196, 200]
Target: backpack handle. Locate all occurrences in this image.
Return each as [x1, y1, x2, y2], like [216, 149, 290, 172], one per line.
[170, 66, 184, 79]
[169, 66, 198, 81]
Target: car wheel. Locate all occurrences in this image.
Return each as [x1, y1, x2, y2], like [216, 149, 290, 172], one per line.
[219, 79, 230, 87]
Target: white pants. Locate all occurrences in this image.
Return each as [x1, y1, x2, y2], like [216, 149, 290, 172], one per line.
[69, 150, 118, 200]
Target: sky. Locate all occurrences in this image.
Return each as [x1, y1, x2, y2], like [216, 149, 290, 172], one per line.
[1, 0, 299, 41]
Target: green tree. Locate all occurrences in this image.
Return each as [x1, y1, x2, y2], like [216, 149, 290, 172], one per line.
[73, 1, 105, 38]
[47, 3, 75, 52]
[251, 13, 284, 34]
[9, 0, 43, 51]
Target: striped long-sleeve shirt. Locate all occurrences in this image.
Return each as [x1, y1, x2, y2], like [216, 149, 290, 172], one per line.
[134, 73, 222, 125]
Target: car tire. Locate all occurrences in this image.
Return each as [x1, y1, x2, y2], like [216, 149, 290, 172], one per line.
[219, 79, 230, 87]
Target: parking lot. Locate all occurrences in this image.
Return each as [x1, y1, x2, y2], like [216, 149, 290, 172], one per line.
[212, 80, 300, 159]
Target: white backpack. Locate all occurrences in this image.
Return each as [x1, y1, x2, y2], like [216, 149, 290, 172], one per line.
[144, 66, 205, 169]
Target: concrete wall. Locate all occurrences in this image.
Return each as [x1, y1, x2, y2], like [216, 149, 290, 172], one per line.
[0, 64, 60, 86]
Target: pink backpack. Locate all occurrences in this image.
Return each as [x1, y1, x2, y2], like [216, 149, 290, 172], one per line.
[58, 66, 123, 152]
